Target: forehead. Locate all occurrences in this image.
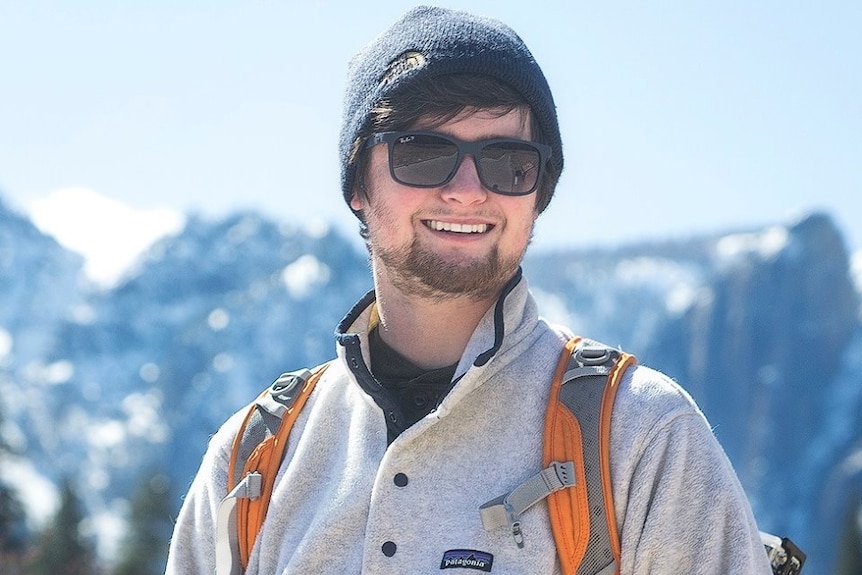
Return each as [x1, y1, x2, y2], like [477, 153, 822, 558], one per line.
[410, 106, 533, 140]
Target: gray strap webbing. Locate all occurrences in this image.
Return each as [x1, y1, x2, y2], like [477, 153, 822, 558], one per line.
[480, 461, 575, 548]
[561, 345, 620, 575]
[229, 369, 312, 491]
[216, 472, 262, 575]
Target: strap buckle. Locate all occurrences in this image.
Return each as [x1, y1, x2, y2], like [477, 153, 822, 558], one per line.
[215, 472, 263, 575]
[479, 461, 576, 548]
[504, 500, 524, 548]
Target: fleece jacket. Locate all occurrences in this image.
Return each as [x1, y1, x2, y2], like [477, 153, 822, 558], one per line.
[165, 274, 773, 574]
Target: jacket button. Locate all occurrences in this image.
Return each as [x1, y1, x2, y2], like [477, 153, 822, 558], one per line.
[382, 541, 397, 557]
[394, 473, 408, 487]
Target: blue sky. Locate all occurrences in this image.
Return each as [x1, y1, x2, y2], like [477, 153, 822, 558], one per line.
[1, 1, 860, 262]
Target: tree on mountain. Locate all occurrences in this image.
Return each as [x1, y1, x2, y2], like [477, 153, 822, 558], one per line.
[834, 494, 862, 575]
[26, 478, 98, 575]
[112, 471, 173, 575]
[0, 482, 28, 573]
[0, 405, 30, 573]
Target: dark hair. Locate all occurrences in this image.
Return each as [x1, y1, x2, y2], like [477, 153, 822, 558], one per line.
[349, 73, 561, 234]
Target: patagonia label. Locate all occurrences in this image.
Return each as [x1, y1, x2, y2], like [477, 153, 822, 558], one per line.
[440, 549, 494, 572]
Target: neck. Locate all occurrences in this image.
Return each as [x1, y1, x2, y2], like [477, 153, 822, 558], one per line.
[373, 280, 499, 371]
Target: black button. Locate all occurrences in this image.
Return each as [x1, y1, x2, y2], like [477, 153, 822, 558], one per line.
[382, 541, 397, 556]
[394, 473, 408, 487]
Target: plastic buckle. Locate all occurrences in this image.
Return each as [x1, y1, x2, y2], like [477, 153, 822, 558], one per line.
[503, 501, 524, 549]
[575, 345, 618, 367]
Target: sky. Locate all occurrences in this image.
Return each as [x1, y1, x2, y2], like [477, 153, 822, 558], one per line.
[1, 1, 860, 285]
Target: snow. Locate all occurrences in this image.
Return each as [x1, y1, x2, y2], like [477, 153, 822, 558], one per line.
[281, 254, 331, 299]
[138, 362, 160, 383]
[852, 250, 862, 296]
[24, 360, 76, 385]
[87, 419, 126, 449]
[226, 215, 262, 244]
[207, 308, 230, 331]
[665, 284, 700, 316]
[212, 352, 234, 373]
[715, 226, 790, 264]
[0, 326, 11, 362]
[613, 257, 702, 316]
[121, 391, 168, 443]
[0, 457, 60, 526]
[90, 502, 129, 563]
[28, 187, 185, 288]
[69, 303, 97, 325]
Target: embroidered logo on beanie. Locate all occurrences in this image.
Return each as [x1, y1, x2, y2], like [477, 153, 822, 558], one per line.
[381, 51, 428, 86]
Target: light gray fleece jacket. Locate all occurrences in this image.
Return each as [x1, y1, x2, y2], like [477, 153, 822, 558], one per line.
[165, 275, 773, 574]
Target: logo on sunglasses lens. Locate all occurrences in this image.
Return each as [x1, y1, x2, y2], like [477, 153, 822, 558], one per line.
[381, 51, 427, 85]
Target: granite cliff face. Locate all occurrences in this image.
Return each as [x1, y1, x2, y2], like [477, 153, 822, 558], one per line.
[1, 196, 859, 573]
[650, 215, 859, 547]
[525, 213, 861, 574]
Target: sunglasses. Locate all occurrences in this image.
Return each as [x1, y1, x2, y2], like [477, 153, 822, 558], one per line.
[366, 131, 551, 196]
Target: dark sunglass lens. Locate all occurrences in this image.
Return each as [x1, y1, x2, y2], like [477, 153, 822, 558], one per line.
[479, 142, 542, 195]
[391, 134, 459, 187]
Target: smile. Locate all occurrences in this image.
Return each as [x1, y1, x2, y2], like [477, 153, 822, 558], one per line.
[424, 220, 491, 234]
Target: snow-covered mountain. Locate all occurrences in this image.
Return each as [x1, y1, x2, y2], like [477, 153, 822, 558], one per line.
[1, 194, 859, 574]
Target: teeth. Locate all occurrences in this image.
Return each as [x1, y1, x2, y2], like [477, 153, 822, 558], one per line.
[426, 220, 489, 234]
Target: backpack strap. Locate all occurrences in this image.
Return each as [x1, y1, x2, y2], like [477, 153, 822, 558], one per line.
[479, 337, 634, 575]
[215, 362, 330, 575]
[545, 337, 635, 575]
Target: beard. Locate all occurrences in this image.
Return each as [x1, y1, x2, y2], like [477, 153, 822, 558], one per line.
[372, 231, 529, 302]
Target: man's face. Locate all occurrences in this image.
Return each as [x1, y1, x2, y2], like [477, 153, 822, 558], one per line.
[351, 107, 539, 301]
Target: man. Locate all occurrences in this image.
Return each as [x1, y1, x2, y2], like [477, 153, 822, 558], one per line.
[166, 6, 773, 574]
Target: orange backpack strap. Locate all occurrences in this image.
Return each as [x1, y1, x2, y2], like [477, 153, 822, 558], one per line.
[215, 362, 329, 575]
[545, 337, 635, 575]
[478, 337, 634, 574]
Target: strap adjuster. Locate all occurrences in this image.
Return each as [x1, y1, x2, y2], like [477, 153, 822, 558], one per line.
[215, 472, 263, 575]
[479, 461, 576, 548]
[504, 500, 524, 548]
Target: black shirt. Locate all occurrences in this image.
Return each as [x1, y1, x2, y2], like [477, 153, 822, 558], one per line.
[368, 327, 458, 435]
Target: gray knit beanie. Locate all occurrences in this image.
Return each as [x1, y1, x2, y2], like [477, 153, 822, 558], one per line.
[339, 5, 563, 213]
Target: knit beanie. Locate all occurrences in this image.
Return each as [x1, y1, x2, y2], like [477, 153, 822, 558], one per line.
[339, 5, 563, 214]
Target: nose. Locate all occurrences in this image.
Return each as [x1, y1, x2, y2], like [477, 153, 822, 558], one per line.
[441, 154, 487, 204]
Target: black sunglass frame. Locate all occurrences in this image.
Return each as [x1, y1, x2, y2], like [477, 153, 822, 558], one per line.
[366, 131, 551, 196]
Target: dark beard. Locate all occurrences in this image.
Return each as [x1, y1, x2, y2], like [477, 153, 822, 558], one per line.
[374, 236, 524, 302]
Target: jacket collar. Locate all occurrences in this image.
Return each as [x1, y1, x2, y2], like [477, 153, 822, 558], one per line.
[335, 268, 537, 382]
